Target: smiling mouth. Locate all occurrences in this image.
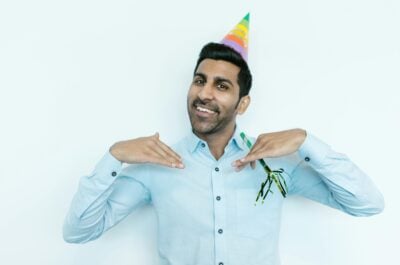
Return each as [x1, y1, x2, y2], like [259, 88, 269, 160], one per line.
[193, 105, 218, 118]
[196, 106, 216, 114]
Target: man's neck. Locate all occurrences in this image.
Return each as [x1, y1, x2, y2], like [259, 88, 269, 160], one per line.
[193, 123, 236, 160]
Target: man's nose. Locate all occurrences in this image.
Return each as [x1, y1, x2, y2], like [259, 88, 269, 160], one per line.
[198, 84, 214, 100]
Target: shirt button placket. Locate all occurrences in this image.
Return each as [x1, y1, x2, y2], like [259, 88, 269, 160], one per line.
[212, 164, 226, 265]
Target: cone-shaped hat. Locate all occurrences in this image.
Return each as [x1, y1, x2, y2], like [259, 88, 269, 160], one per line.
[220, 13, 250, 61]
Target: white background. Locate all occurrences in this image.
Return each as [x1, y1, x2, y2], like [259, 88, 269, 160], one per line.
[0, 0, 399, 264]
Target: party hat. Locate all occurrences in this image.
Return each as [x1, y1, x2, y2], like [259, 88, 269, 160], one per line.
[221, 13, 250, 61]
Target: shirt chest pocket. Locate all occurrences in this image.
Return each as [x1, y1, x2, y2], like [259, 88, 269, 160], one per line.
[235, 189, 283, 239]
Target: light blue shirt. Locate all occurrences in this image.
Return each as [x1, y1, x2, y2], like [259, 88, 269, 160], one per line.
[63, 124, 384, 265]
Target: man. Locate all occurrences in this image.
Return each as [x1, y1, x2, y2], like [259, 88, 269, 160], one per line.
[63, 14, 384, 265]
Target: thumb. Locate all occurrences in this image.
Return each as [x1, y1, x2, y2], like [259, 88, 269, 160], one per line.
[154, 132, 159, 139]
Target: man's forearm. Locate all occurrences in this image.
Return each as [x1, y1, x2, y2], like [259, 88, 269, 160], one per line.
[63, 151, 122, 243]
[290, 132, 385, 216]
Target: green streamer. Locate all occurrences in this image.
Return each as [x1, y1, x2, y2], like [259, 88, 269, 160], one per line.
[240, 132, 288, 205]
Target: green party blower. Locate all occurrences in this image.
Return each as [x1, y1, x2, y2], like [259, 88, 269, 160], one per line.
[240, 132, 288, 205]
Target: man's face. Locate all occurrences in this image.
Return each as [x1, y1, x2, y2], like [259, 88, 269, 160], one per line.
[187, 58, 246, 135]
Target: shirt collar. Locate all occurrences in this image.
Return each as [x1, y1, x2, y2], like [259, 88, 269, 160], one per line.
[186, 124, 246, 153]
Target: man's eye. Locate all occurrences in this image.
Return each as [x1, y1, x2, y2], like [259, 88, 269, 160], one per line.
[194, 79, 204, 85]
[217, 84, 228, 90]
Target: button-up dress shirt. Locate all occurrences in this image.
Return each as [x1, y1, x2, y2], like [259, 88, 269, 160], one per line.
[63, 124, 384, 265]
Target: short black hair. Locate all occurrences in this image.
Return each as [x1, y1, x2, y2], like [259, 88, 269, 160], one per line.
[193, 42, 252, 99]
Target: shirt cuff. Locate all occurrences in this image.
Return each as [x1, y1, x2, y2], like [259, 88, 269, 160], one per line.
[89, 151, 123, 185]
[297, 131, 332, 169]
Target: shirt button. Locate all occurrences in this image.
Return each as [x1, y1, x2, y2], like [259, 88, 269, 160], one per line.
[201, 142, 206, 147]
[111, 171, 117, 177]
[218, 228, 223, 234]
[305, 157, 310, 162]
[215, 167, 219, 172]
[219, 262, 224, 265]
[216, 196, 221, 201]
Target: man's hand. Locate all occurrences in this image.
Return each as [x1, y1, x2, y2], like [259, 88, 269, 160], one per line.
[232, 128, 306, 171]
[109, 132, 184, 169]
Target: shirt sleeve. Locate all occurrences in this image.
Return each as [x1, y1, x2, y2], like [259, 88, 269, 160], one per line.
[287, 131, 385, 217]
[62, 151, 151, 243]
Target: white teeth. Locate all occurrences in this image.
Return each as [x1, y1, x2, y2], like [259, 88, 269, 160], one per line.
[196, 106, 216, 114]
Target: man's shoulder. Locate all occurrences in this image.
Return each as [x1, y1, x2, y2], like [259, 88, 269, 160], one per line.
[169, 134, 190, 153]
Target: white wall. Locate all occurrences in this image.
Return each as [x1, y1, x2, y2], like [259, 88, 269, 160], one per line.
[0, 0, 398, 264]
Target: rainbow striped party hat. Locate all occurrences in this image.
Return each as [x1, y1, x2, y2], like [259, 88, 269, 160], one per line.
[221, 13, 250, 62]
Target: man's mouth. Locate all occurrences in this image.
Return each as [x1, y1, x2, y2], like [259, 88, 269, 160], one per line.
[194, 104, 218, 117]
[196, 106, 216, 114]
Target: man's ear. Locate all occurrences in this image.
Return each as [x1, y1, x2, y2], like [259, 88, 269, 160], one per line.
[237, 95, 251, 114]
